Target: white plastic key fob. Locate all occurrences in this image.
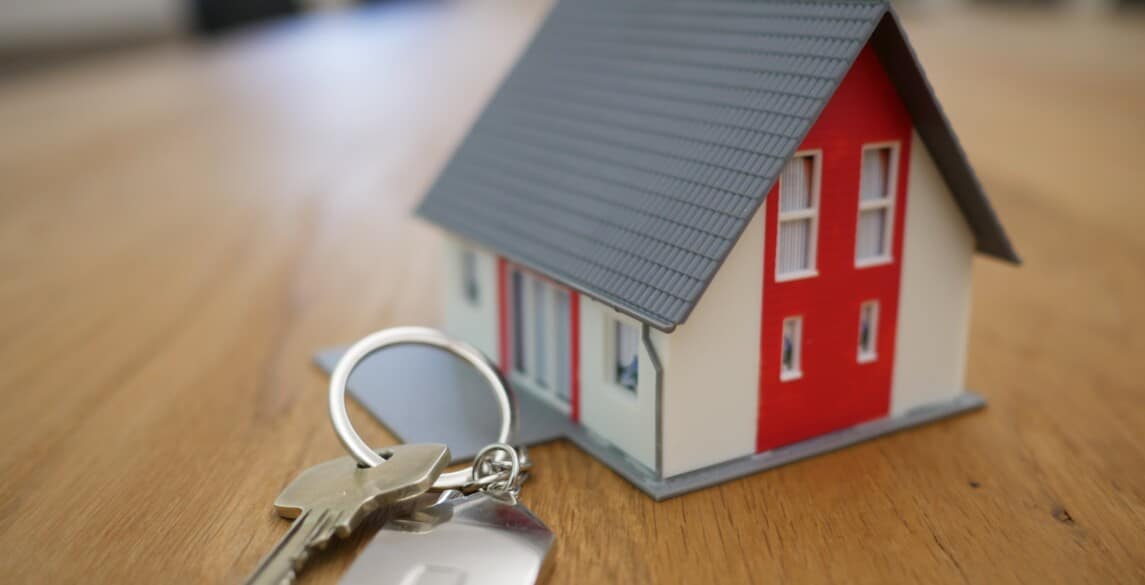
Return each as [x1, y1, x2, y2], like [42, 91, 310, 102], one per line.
[338, 490, 555, 585]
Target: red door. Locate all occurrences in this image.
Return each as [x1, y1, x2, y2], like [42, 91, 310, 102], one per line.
[756, 46, 912, 452]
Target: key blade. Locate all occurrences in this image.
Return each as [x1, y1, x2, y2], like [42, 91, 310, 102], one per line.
[245, 510, 331, 585]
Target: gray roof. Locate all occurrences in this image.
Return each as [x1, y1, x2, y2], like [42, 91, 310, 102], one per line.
[417, 0, 1018, 331]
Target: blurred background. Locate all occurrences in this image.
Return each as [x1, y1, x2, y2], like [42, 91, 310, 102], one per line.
[0, 0, 352, 73]
[0, 0, 1143, 75]
[0, 0, 458, 77]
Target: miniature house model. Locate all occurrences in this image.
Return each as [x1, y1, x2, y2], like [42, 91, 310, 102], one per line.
[417, 0, 1017, 484]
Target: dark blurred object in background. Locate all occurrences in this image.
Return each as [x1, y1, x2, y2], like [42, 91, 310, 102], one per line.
[0, 0, 320, 76]
[190, 0, 303, 36]
[1, 0, 1143, 77]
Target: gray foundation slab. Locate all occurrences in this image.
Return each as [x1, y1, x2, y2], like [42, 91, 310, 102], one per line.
[315, 346, 985, 500]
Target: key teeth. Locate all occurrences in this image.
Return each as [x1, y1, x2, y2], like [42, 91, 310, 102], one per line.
[306, 509, 338, 549]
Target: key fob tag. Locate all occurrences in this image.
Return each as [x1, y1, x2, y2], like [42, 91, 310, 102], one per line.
[339, 491, 555, 585]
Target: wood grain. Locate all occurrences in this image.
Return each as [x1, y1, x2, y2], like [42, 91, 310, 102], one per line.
[1, 2, 1143, 583]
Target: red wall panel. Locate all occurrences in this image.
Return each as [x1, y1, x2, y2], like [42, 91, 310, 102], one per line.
[756, 46, 913, 452]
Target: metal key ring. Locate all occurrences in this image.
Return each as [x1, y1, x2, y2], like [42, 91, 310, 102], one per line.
[328, 326, 517, 490]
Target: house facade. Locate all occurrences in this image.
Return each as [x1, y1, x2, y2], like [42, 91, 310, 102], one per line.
[420, 0, 1017, 480]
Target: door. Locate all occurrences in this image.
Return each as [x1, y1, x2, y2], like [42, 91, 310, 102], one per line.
[503, 264, 576, 412]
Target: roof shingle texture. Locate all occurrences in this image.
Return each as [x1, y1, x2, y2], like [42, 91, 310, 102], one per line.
[418, 0, 889, 330]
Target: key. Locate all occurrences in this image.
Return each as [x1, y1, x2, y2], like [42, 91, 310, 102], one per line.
[245, 443, 451, 585]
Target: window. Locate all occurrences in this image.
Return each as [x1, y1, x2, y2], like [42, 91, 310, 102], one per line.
[613, 319, 639, 392]
[776, 153, 820, 279]
[532, 276, 549, 388]
[460, 248, 479, 305]
[780, 316, 802, 381]
[506, 265, 573, 405]
[856, 145, 897, 265]
[858, 301, 879, 362]
[554, 291, 571, 402]
[511, 269, 526, 373]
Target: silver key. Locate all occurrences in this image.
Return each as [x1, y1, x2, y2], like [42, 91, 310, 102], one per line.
[244, 443, 451, 585]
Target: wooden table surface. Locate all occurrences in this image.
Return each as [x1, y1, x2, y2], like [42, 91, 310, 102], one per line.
[2, 2, 1143, 583]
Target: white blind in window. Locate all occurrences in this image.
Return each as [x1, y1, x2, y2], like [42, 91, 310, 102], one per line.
[778, 219, 811, 274]
[780, 157, 813, 211]
[856, 209, 888, 259]
[777, 154, 817, 276]
[861, 148, 890, 201]
[856, 146, 896, 263]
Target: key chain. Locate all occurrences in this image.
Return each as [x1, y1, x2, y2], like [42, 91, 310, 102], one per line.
[244, 326, 552, 585]
[339, 443, 555, 585]
[328, 326, 516, 488]
[329, 327, 555, 585]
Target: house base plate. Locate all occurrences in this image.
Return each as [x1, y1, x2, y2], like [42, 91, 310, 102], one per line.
[315, 345, 985, 500]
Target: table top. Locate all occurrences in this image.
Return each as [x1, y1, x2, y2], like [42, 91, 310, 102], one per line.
[1, 2, 1143, 583]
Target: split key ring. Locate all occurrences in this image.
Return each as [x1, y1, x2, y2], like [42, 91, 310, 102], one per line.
[327, 326, 518, 491]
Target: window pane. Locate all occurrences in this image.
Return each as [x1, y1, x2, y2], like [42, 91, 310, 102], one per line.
[856, 208, 888, 261]
[781, 317, 801, 377]
[532, 278, 548, 388]
[778, 218, 811, 274]
[554, 291, 570, 402]
[461, 249, 478, 304]
[614, 321, 639, 392]
[780, 156, 813, 212]
[511, 270, 525, 373]
[858, 301, 878, 360]
[861, 148, 891, 201]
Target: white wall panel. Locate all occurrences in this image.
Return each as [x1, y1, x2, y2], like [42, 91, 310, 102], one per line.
[891, 131, 975, 415]
[660, 204, 765, 477]
[577, 297, 659, 470]
[441, 236, 498, 361]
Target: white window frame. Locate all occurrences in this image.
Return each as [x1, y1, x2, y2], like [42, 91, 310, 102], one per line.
[855, 142, 899, 268]
[779, 316, 803, 381]
[607, 316, 640, 395]
[857, 300, 879, 363]
[775, 150, 822, 282]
